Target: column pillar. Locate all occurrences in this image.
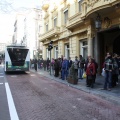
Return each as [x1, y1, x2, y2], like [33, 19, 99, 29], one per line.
[43, 46, 46, 60]
[58, 40, 64, 57]
[87, 25, 93, 57]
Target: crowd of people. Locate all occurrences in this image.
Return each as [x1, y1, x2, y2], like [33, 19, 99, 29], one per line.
[30, 52, 120, 90]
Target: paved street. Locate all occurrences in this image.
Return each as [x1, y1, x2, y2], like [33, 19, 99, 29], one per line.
[0, 66, 120, 120]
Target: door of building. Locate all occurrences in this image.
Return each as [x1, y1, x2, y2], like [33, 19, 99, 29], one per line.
[113, 35, 120, 55]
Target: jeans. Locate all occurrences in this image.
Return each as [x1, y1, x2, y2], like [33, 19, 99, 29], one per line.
[104, 71, 112, 89]
[78, 68, 84, 79]
[62, 69, 66, 80]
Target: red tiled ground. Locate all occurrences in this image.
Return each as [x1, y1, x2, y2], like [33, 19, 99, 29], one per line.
[6, 72, 120, 120]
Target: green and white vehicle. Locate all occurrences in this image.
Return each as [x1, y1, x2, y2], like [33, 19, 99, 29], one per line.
[4, 45, 30, 72]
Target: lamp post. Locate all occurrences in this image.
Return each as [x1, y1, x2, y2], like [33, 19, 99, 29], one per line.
[95, 14, 102, 30]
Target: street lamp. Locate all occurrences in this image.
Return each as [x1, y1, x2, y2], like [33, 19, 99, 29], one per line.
[95, 13, 102, 30]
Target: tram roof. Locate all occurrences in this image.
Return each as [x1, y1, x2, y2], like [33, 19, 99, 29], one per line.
[6, 45, 29, 49]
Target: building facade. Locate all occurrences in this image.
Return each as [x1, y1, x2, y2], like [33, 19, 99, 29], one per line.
[13, 8, 43, 59]
[39, 0, 120, 72]
[13, 14, 25, 44]
[23, 8, 43, 59]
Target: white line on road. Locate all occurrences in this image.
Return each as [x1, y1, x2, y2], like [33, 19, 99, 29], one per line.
[0, 73, 3, 74]
[0, 83, 3, 85]
[5, 83, 19, 120]
[11, 75, 17, 77]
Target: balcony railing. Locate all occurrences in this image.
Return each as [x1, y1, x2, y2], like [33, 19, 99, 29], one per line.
[39, 26, 60, 42]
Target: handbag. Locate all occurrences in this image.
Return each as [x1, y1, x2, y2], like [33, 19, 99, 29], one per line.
[101, 68, 106, 77]
[82, 72, 86, 78]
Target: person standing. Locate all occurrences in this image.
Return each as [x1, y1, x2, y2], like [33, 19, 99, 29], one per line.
[102, 52, 114, 91]
[78, 55, 85, 79]
[46, 58, 50, 71]
[68, 57, 72, 75]
[74, 56, 79, 78]
[43, 59, 47, 71]
[61, 57, 68, 80]
[54, 59, 60, 77]
[117, 55, 120, 80]
[92, 58, 98, 83]
[112, 53, 119, 87]
[86, 58, 96, 88]
[34, 59, 38, 72]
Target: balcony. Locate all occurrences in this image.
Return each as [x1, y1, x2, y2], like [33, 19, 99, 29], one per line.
[85, 0, 118, 17]
[39, 26, 60, 42]
[66, 12, 84, 30]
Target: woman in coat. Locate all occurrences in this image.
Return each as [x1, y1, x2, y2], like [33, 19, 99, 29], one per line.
[86, 58, 96, 88]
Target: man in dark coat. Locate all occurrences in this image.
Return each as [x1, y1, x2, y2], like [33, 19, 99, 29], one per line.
[34, 59, 37, 71]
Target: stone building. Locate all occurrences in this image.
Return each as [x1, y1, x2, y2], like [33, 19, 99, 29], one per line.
[39, 0, 120, 72]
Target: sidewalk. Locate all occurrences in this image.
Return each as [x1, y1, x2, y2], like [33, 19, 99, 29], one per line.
[30, 68, 120, 105]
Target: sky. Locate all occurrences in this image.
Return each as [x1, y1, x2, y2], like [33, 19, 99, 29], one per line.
[0, 0, 42, 43]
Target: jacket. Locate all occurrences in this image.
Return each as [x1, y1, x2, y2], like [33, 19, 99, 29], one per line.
[104, 57, 113, 71]
[86, 62, 96, 75]
[78, 58, 85, 68]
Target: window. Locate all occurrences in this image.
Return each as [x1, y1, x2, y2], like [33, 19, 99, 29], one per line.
[65, 44, 70, 59]
[78, 0, 83, 12]
[54, 17, 57, 27]
[80, 40, 88, 60]
[64, 10, 68, 25]
[54, 46, 58, 59]
[46, 24, 48, 32]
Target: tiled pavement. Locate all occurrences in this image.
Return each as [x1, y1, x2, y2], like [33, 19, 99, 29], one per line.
[31, 68, 120, 105]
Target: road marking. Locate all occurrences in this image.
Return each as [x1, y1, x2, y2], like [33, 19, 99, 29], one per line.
[5, 83, 19, 120]
[11, 76, 17, 77]
[30, 74, 35, 76]
[0, 83, 3, 85]
[77, 98, 82, 101]
[72, 106, 77, 109]
[0, 73, 3, 74]
[26, 72, 30, 73]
